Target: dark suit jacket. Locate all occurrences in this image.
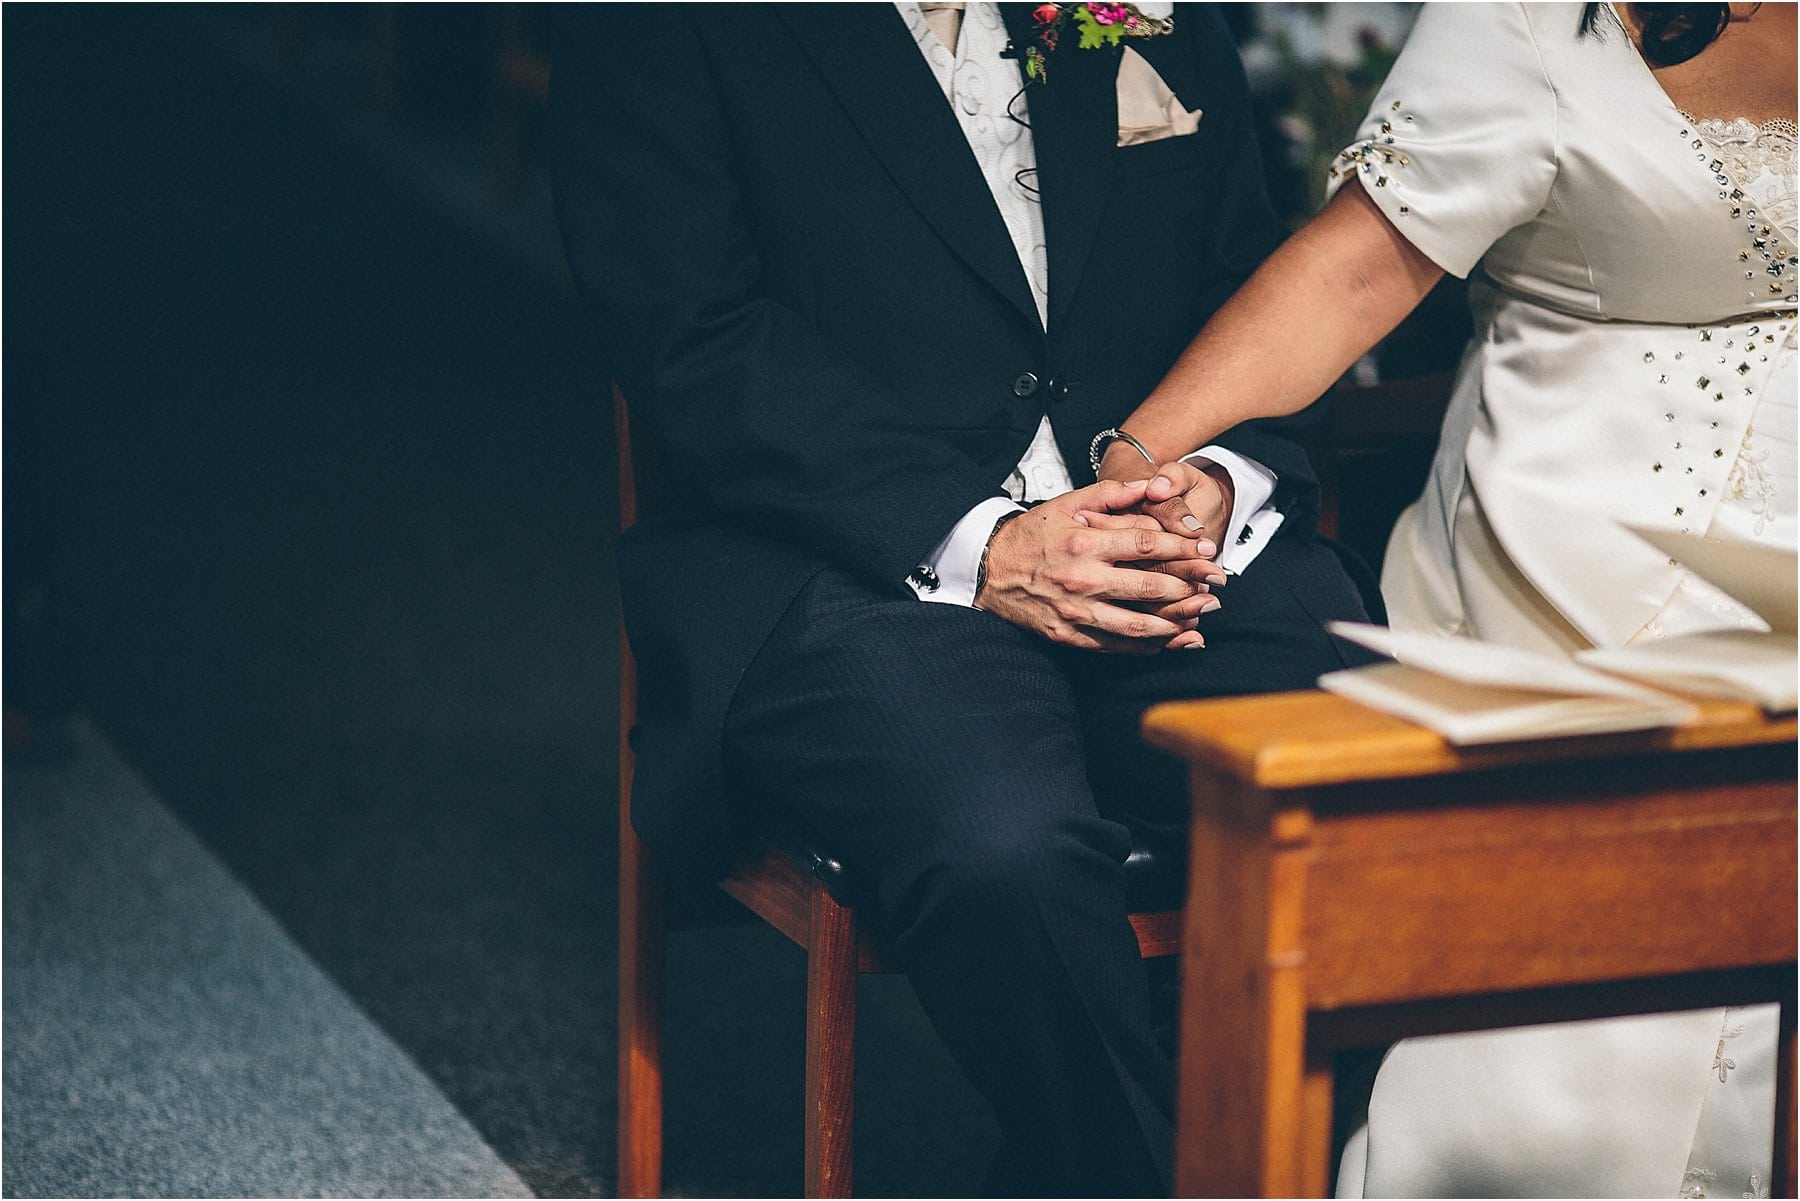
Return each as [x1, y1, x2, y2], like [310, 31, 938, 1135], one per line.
[552, 3, 1328, 879]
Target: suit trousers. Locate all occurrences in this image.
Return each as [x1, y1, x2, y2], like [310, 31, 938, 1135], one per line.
[722, 534, 1371, 1197]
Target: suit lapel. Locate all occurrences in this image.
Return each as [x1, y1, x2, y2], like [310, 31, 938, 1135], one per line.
[776, 5, 1040, 330]
[1001, 4, 1120, 333]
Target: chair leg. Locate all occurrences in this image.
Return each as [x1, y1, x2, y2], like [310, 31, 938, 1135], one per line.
[804, 888, 859, 1199]
[618, 820, 664, 1198]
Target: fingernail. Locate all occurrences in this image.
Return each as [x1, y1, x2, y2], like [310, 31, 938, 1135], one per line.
[1182, 638, 1205, 650]
[1181, 515, 1203, 533]
[1125, 479, 1150, 488]
[1196, 539, 1218, 558]
[1200, 596, 1222, 613]
[1153, 475, 1177, 491]
[1072, 512, 1090, 526]
[1205, 573, 1228, 587]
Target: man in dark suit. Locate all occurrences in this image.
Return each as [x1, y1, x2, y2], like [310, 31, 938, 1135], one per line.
[551, 4, 1371, 1193]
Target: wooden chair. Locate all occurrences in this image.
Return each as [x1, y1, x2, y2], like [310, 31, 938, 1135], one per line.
[614, 370, 1461, 1197]
[612, 384, 1187, 1198]
[1308, 371, 1455, 566]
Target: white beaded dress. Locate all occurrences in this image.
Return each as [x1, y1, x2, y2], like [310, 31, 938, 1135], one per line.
[1321, 4, 1794, 1196]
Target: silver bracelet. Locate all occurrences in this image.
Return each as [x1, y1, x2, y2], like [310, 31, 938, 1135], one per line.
[1088, 427, 1156, 476]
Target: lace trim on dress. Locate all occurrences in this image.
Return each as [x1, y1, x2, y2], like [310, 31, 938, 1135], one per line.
[1725, 420, 1777, 534]
[1686, 113, 1798, 256]
[1688, 114, 1799, 142]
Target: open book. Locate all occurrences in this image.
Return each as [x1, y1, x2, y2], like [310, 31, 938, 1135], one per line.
[1317, 529, 1796, 744]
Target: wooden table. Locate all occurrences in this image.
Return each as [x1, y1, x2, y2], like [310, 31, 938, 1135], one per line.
[1141, 691, 1798, 1198]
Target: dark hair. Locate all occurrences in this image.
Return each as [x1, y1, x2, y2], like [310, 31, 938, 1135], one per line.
[1580, 3, 1733, 66]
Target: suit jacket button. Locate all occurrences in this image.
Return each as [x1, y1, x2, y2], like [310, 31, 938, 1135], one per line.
[1047, 378, 1071, 399]
[1012, 372, 1040, 397]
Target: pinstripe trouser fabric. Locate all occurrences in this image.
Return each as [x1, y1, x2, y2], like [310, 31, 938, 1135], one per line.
[723, 534, 1369, 1196]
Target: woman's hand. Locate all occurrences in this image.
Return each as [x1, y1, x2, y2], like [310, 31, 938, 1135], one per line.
[1147, 459, 1234, 540]
[1096, 445, 1234, 542]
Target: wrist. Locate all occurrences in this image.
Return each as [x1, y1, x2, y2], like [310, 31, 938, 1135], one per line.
[1089, 427, 1156, 480]
[1098, 442, 1146, 482]
[972, 509, 1028, 610]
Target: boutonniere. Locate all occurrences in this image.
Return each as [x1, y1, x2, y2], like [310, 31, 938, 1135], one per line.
[1022, 3, 1174, 83]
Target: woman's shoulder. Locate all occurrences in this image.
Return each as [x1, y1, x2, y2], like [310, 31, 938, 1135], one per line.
[1381, 4, 1563, 106]
[1382, 2, 1646, 112]
[1406, 3, 1626, 69]
[1402, 3, 1588, 58]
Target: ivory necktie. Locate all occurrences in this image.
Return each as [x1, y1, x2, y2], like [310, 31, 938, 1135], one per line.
[917, 1, 963, 54]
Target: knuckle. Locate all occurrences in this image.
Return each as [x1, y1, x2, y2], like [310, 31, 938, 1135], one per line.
[1132, 528, 1159, 557]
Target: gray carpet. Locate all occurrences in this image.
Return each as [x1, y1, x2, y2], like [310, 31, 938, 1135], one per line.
[2, 721, 533, 1199]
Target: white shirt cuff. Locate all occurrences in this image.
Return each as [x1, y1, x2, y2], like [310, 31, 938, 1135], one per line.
[909, 496, 1026, 606]
[1181, 446, 1284, 574]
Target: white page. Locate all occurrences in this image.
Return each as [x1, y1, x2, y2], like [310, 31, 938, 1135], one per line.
[1326, 622, 1678, 705]
[1579, 630, 1798, 712]
[1319, 662, 1699, 744]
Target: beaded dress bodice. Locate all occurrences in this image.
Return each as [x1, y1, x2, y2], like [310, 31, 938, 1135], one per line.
[1647, 114, 1799, 640]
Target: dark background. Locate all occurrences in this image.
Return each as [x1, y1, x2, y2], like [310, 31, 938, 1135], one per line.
[2, 5, 1457, 1196]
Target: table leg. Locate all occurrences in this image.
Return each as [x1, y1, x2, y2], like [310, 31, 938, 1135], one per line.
[1177, 777, 1316, 1198]
[1302, 1051, 1336, 1198]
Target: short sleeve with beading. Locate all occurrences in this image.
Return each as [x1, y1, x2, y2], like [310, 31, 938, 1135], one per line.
[1325, 3, 1560, 279]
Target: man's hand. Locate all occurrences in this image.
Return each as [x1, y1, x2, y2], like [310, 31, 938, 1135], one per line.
[974, 479, 1217, 653]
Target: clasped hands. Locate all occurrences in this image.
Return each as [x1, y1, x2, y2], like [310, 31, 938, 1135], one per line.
[973, 452, 1233, 654]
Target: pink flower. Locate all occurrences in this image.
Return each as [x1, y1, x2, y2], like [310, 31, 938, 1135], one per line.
[1032, 4, 1061, 25]
[1087, 3, 1129, 25]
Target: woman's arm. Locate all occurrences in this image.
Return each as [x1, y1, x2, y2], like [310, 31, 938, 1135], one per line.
[1099, 182, 1444, 481]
